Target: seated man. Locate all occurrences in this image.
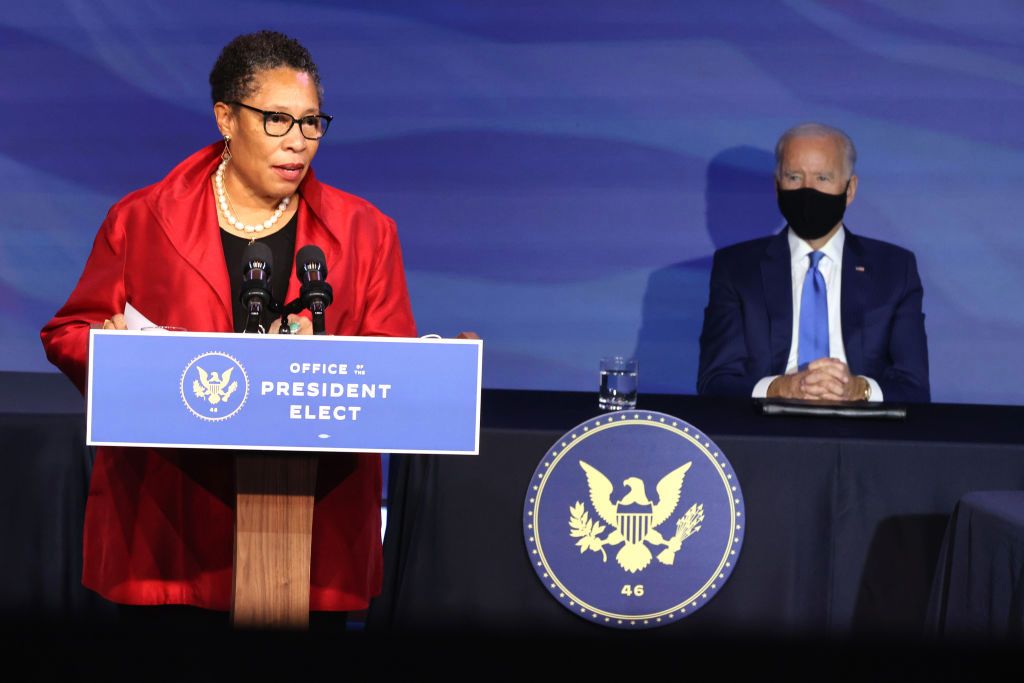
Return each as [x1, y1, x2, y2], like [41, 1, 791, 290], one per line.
[697, 123, 929, 403]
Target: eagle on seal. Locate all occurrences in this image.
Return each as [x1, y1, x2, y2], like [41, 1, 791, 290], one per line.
[192, 366, 238, 405]
[578, 460, 692, 573]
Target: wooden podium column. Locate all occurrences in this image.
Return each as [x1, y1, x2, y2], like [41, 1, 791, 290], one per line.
[232, 454, 318, 629]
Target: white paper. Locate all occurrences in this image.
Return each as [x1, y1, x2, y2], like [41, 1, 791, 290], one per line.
[124, 302, 158, 331]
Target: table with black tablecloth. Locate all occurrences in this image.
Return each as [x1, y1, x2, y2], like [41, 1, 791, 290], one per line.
[369, 391, 1024, 637]
[3, 372, 1023, 638]
[926, 490, 1024, 640]
[0, 372, 114, 623]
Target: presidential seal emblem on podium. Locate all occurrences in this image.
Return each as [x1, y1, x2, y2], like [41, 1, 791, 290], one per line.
[523, 410, 744, 629]
[179, 351, 250, 422]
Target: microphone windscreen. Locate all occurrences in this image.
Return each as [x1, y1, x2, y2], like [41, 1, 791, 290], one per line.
[296, 245, 328, 280]
[242, 241, 274, 271]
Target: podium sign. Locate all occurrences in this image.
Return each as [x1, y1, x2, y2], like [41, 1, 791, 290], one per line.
[87, 330, 482, 454]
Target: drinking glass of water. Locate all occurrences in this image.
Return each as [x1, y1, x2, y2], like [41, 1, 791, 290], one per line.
[598, 356, 638, 411]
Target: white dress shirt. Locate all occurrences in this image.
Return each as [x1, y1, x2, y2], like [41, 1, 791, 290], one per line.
[751, 226, 883, 401]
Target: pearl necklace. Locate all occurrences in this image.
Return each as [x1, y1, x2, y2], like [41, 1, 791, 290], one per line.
[215, 159, 290, 234]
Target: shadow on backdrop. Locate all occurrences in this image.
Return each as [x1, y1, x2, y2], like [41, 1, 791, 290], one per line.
[633, 146, 779, 394]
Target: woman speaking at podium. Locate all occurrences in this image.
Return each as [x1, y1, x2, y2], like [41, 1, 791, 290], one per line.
[40, 31, 416, 620]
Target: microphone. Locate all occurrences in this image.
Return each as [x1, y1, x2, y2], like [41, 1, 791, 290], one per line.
[295, 245, 333, 335]
[239, 242, 273, 333]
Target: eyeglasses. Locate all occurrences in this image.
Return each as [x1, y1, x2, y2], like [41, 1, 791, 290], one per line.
[228, 101, 333, 140]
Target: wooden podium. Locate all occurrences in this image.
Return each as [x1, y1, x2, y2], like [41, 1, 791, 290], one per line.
[232, 454, 318, 629]
[87, 330, 482, 630]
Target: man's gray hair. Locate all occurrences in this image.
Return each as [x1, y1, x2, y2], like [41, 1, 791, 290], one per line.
[774, 123, 857, 180]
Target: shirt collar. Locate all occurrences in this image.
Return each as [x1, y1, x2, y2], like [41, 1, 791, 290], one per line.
[788, 224, 846, 267]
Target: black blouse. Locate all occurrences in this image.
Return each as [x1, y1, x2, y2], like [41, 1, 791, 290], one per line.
[219, 212, 298, 332]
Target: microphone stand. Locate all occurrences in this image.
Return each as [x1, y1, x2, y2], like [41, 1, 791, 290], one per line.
[295, 246, 333, 336]
[244, 299, 265, 334]
[299, 283, 332, 336]
[275, 298, 305, 334]
[309, 300, 326, 336]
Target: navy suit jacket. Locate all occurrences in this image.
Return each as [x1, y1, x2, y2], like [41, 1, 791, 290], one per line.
[697, 228, 930, 403]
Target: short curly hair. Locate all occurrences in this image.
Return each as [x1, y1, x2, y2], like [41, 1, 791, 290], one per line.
[209, 30, 323, 106]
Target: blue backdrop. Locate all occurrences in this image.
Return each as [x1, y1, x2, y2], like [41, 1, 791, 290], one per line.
[3, 1, 1022, 404]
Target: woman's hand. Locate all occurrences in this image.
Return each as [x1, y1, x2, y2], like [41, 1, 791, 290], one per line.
[268, 314, 313, 335]
[102, 314, 127, 330]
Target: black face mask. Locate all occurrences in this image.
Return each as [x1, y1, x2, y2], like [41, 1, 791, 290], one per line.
[776, 183, 849, 241]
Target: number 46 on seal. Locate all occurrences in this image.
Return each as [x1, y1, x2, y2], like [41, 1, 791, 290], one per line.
[621, 584, 645, 597]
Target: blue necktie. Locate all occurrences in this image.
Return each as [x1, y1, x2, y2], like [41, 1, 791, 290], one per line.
[798, 251, 829, 369]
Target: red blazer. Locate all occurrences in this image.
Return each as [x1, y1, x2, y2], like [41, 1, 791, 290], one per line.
[40, 143, 417, 610]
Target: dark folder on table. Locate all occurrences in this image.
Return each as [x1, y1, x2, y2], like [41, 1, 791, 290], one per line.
[757, 398, 907, 420]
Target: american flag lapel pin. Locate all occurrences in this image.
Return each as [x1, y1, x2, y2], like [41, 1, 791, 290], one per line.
[855, 265, 866, 272]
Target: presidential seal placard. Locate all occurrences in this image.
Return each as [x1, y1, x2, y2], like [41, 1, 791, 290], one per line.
[523, 411, 744, 629]
[87, 330, 482, 454]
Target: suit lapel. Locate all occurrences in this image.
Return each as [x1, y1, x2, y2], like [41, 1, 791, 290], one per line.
[148, 144, 233, 329]
[841, 228, 866, 374]
[761, 230, 792, 374]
